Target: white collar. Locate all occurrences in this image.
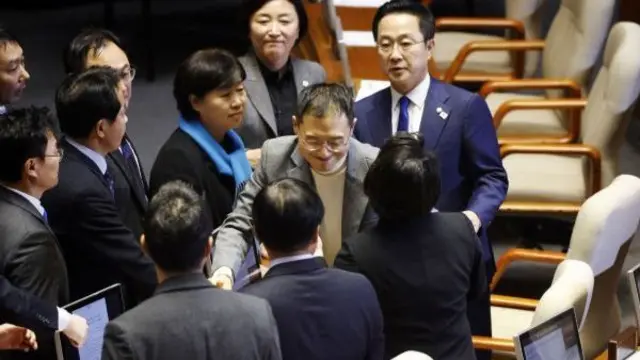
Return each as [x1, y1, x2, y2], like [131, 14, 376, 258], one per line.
[268, 254, 315, 270]
[0, 105, 6, 115]
[65, 138, 107, 175]
[390, 74, 431, 109]
[1, 185, 45, 217]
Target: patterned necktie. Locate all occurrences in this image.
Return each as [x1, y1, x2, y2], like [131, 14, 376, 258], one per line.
[104, 169, 115, 197]
[397, 96, 410, 132]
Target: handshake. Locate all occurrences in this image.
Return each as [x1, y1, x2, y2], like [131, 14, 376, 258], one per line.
[208, 237, 325, 290]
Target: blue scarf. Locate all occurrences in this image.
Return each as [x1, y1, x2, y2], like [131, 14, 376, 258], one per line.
[179, 117, 252, 190]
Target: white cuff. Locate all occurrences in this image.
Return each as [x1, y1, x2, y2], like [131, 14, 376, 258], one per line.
[213, 266, 234, 283]
[57, 307, 71, 331]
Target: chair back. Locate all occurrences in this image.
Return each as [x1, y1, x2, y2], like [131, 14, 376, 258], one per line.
[531, 259, 593, 330]
[542, 0, 615, 97]
[565, 174, 640, 358]
[505, 0, 547, 76]
[581, 22, 640, 186]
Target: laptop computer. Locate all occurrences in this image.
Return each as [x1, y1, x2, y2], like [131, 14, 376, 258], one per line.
[514, 307, 584, 360]
[55, 283, 126, 360]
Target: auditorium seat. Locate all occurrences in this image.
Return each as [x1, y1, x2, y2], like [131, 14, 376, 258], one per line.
[477, 0, 616, 145]
[480, 174, 640, 359]
[497, 21, 640, 215]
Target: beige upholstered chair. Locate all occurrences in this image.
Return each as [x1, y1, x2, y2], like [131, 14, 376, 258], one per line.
[434, 0, 546, 83]
[473, 259, 594, 355]
[475, 0, 616, 144]
[481, 175, 640, 358]
[497, 21, 640, 214]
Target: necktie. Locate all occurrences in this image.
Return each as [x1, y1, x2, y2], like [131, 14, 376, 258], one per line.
[397, 96, 410, 133]
[42, 209, 48, 224]
[104, 169, 115, 197]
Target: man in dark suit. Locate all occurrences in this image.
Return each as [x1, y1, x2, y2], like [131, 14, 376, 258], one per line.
[0, 27, 29, 114]
[240, 178, 384, 360]
[102, 181, 282, 360]
[41, 67, 156, 305]
[335, 133, 486, 360]
[63, 28, 147, 239]
[0, 107, 88, 358]
[352, 2, 507, 358]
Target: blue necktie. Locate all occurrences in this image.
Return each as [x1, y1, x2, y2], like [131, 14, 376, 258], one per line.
[397, 96, 410, 132]
[104, 169, 115, 197]
[42, 209, 48, 224]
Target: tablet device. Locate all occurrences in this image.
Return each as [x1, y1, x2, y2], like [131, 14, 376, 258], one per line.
[627, 263, 640, 329]
[514, 307, 584, 360]
[55, 283, 125, 360]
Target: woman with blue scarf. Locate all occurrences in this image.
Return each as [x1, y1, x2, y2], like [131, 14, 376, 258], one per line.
[149, 48, 252, 233]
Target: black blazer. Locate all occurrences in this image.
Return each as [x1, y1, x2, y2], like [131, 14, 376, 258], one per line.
[335, 213, 487, 360]
[0, 186, 68, 359]
[149, 129, 237, 232]
[102, 273, 282, 360]
[41, 139, 157, 306]
[240, 258, 385, 360]
[107, 134, 148, 240]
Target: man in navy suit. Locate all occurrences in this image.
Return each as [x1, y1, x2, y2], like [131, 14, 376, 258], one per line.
[353, 1, 508, 359]
[240, 178, 384, 360]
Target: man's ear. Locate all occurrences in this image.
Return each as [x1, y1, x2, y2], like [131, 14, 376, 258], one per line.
[95, 119, 107, 140]
[189, 94, 202, 114]
[24, 158, 38, 181]
[140, 234, 148, 254]
[203, 236, 213, 259]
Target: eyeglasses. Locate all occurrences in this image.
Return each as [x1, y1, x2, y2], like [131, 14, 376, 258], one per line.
[44, 148, 64, 159]
[377, 38, 425, 54]
[119, 66, 136, 81]
[299, 135, 349, 153]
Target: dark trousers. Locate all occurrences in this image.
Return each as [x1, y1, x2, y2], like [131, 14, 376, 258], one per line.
[468, 260, 495, 360]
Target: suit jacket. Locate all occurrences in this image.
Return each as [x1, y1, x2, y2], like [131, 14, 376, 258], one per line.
[41, 139, 157, 306]
[0, 276, 58, 331]
[237, 53, 326, 149]
[108, 134, 148, 239]
[0, 187, 68, 359]
[211, 136, 380, 274]
[241, 258, 384, 360]
[335, 213, 487, 360]
[353, 79, 508, 269]
[149, 129, 237, 232]
[101, 273, 282, 360]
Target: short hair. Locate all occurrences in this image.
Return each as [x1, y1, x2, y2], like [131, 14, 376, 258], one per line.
[364, 132, 440, 220]
[372, 0, 435, 42]
[253, 178, 324, 253]
[0, 26, 19, 47]
[243, 0, 309, 46]
[173, 48, 246, 121]
[144, 181, 212, 272]
[63, 28, 122, 74]
[55, 66, 122, 140]
[296, 83, 355, 126]
[0, 107, 59, 183]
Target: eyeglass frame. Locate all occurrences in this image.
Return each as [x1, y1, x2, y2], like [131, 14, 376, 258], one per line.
[297, 132, 351, 153]
[43, 148, 64, 159]
[119, 65, 136, 81]
[376, 36, 427, 54]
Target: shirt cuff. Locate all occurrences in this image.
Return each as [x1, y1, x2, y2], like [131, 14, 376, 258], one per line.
[57, 307, 71, 331]
[213, 266, 234, 283]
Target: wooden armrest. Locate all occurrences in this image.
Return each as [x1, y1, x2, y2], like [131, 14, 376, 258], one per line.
[491, 294, 539, 311]
[443, 39, 545, 83]
[472, 336, 515, 352]
[501, 143, 602, 198]
[491, 248, 566, 291]
[436, 17, 525, 38]
[479, 79, 582, 99]
[493, 98, 587, 144]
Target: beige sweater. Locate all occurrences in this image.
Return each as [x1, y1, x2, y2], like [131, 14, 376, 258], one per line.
[311, 167, 346, 266]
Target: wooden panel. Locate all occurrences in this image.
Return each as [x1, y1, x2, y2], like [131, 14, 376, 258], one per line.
[618, 0, 640, 24]
[336, 6, 377, 32]
[345, 46, 387, 80]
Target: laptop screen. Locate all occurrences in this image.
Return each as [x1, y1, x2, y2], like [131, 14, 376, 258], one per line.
[515, 308, 584, 360]
[56, 284, 126, 360]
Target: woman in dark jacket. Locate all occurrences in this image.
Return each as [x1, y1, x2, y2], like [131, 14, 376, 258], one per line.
[149, 49, 251, 233]
[335, 133, 487, 360]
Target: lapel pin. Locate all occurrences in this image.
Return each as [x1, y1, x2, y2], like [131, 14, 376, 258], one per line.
[439, 111, 448, 120]
[302, 80, 309, 87]
[436, 106, 442, 113]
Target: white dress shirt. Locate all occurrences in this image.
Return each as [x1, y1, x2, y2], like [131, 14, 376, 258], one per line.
[66, 138, 107, 175]
[390, 75, 431, 134]
[268, 254, 315, 271]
